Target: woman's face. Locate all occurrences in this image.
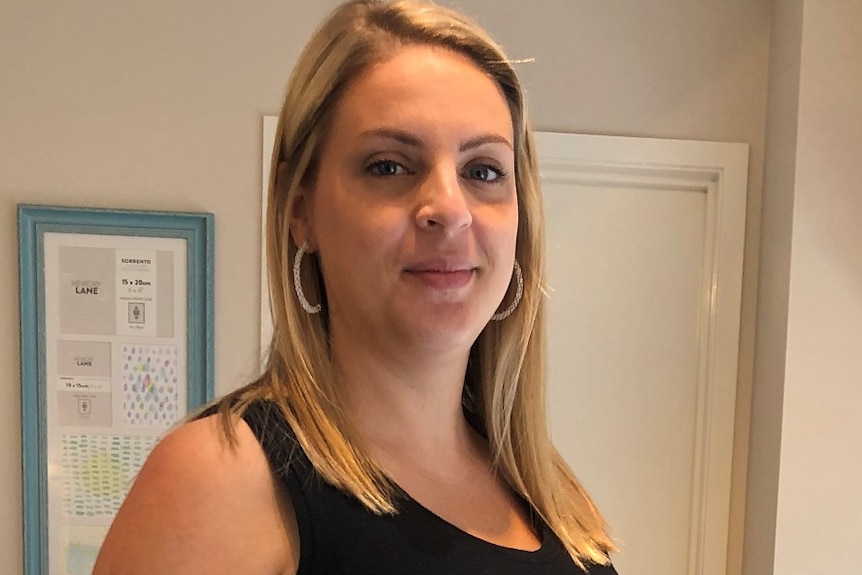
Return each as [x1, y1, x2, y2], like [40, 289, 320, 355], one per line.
[294, 45, 519, 357]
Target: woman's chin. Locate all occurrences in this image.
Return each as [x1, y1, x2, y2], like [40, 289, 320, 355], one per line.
[389, 306, 489, 353]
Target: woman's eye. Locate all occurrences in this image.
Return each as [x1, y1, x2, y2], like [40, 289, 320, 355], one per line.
[465, 164, 505, 183]
[367, 160, 407, 177]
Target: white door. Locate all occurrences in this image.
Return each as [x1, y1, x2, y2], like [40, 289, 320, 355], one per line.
[537, 132, 748, 575]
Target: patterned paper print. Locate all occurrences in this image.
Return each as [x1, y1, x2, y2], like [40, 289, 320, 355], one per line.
[58, 524, 109, 575]
[121, 344, 179, 428]
[60, 434, 158, 519]
[65, 542, 100, 575]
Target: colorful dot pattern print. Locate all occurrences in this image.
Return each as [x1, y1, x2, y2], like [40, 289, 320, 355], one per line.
[122, 345, 179, 428]
[60, 434, 158, 518]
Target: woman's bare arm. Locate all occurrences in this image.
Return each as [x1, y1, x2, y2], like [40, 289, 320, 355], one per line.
[92, 414, 299, 575]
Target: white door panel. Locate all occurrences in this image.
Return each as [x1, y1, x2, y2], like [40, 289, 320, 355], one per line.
[546, 182, 706, 574]
[537, 132, 748, 575]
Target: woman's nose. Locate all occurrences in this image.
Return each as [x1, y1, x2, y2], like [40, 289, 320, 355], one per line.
[414, 165, 472, 232]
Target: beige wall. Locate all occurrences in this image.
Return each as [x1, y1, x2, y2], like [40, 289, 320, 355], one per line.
[771, 2, 862, 573]
[744, 1, 804, 574]
[0, 1, 772, 573]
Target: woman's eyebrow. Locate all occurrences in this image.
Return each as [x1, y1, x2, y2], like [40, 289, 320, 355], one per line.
[460, 134, 513, 152]
[358, 128, 423, 148]
[357, 129, 513, 153]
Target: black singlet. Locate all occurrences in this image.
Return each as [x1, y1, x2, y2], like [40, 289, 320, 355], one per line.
[240, 400, 619, 575]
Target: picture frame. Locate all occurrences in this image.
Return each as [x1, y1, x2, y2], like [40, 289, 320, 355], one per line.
[18, 205, 215, 575]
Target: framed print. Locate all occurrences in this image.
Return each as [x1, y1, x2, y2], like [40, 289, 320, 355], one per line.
[18, 205, 215, 575]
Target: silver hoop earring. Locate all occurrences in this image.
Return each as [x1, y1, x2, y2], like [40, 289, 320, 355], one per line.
[293, 242, 321, 315]
[491, 261, 523, 321]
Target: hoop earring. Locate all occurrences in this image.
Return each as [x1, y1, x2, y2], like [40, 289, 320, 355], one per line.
[293, 242, 321, 315]
[491, 261, 523, 321]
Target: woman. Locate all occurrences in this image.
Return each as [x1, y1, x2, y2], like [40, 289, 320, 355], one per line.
[94, 1, 618, 573]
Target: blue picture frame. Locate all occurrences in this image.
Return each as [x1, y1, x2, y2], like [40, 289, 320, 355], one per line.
[18, 205, 215, 574]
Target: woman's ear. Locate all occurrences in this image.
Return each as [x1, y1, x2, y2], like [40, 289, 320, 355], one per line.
[278, 161, 316, 250]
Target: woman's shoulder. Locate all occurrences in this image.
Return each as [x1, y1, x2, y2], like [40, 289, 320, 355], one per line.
[92, 413, 299, 575]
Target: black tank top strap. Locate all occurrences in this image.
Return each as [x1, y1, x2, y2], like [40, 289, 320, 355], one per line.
[240, 400, 319, 575]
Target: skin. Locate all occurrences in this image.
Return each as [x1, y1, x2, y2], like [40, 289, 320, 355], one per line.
[92, 415, 298, 575]
[93, 45, 535, 575]
[293, 46, 519, 366]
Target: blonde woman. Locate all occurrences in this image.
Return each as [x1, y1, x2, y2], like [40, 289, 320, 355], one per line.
[94, 1, 618, 573]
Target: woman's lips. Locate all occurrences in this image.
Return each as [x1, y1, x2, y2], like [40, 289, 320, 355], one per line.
[404, 258, 477, 289]
[405, 268, 475, 289]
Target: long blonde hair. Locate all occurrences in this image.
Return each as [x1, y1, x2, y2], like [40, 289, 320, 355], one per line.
[216, 0, 615, 566]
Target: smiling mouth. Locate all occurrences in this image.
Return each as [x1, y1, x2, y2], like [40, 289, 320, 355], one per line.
[404, 268, 476, 290]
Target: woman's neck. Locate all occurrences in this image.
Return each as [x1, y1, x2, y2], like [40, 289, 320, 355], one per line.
[331, 330, 474, 458]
